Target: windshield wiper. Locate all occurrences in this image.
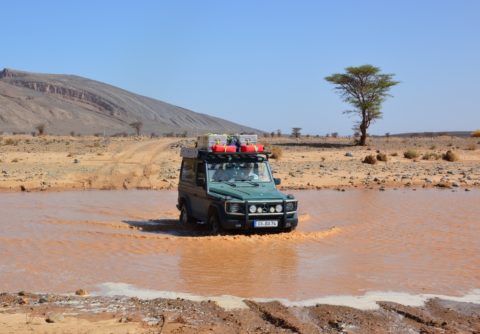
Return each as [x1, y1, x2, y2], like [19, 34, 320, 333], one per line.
[247, 181, 259, 187]
[220, 181, 237, 187]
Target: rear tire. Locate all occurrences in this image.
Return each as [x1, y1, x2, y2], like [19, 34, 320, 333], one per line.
[208, 211, 221, 235]
[179, 203, 195, 226]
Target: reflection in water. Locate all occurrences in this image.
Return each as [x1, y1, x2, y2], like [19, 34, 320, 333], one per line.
[0, 189, 479, 301]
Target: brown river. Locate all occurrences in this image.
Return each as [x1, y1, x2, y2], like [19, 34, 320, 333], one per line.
[0, 189, 479, 307]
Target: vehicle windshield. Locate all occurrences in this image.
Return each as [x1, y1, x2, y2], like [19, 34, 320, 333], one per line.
[207, 161, 272, 183]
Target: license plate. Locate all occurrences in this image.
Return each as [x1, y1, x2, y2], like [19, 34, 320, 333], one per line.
[254, 220, 278, 228]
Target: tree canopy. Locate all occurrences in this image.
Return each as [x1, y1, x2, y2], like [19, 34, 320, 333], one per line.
[325, 65, 398, 145]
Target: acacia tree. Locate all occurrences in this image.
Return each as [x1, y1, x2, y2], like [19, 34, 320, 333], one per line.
[35, 123, 46, 136]
[291, 127, 302, 138]
[325, 65, 398, 146]
[129, 121, 143, 136]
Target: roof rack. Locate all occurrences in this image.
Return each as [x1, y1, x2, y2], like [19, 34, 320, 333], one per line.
[181, 148, 270, 161]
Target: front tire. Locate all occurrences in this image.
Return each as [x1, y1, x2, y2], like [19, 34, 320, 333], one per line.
[208, 211, 221, 235]
[179, 203, 195, 226]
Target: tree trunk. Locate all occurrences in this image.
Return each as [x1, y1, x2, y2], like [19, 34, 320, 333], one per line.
[359, 112, 367, 146]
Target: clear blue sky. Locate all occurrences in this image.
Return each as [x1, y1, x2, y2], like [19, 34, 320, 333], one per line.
[2, 0, 479, 135]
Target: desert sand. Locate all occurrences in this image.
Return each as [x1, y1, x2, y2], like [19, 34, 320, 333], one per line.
[0, 134, 479, 192]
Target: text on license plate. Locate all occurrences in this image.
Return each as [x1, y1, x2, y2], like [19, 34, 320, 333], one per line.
[254, 220, 278, 228]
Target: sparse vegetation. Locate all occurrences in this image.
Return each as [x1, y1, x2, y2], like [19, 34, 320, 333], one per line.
[35, 123, 46, 136]
[404, 149, 419, 159]
[129, 121, 143, 136]
[376, 153, 388, 162]
[442, 150, 459, 162]
[291, 127, 302, 138]
[471, 130, 480, 137]
[269, 146, 283, 160]
[363, 155, 377, 164]
[4, 138, 18, 146]
[465, 144, 476, 151]
[422, 152, 441, 160]
[390, 152, 398, 157]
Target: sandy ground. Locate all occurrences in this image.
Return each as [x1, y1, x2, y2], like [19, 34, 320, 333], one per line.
[1, 292, 479, 333]
[0, 135, 479, 192]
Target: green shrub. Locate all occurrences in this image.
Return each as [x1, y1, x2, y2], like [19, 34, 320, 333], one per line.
[404, 149, 419, 159]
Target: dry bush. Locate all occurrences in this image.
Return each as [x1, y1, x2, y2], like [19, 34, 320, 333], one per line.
[4, 138, 18, 146]
[465, 144, 476, 151]
[442, 150, 459, 162]
[363, 155, 377, 164]
[471, 130, 480, 137]
[269, 146, 283, 160]
[11, 158, 19, 163]
[376, 153, 388, 162]
[390, 152, 398, 157]
[404, 149, 419, 159]
[422, 152, 441, 160]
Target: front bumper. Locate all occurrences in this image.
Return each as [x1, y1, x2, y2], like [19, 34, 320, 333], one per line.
[218, 211, 298, 230]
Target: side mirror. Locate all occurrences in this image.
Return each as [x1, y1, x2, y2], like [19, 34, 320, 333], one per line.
[274, 178, 281, 185]
[196, 177, 206, 187]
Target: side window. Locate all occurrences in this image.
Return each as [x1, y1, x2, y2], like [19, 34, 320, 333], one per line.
[181, 159, 195, 182]
[196, 162, 206, 182]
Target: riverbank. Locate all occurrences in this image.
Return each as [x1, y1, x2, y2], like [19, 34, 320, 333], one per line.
[0, 135, 479, 192]
[1, 291, 479, 333]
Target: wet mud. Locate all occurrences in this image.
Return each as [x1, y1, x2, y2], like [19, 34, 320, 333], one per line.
[1, 292, 480, 333]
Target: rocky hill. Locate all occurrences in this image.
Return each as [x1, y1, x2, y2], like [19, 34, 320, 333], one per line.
[0, 68, 259, 136]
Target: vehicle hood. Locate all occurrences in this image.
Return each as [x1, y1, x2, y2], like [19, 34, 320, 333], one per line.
[208, 183, 286, 201]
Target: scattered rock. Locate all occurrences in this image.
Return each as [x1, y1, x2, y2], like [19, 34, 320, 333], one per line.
[45, 313, 64, 323]
[20, 185, 26, 192]
[18, 297, 29, 305]
[38, 296, 49, 304]
[345, 152, 353, 157]
[451, 182, 459, 187]
[73, 159, 79, 163]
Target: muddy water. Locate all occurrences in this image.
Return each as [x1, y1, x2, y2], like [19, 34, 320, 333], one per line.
[0, 189, 479, 301]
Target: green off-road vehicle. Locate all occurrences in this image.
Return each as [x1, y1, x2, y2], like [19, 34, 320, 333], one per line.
[177, 147, 298, 234]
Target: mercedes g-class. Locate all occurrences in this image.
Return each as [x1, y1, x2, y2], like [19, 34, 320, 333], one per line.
[177, 147, 298, 234]
[177, 148, 298, 234]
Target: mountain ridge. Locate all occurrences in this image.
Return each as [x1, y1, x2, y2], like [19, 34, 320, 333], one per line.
[0, 68, 259, 136]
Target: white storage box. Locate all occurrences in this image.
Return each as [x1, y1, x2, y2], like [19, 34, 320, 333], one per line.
[197, 134, 228, 150]
[238, 134, 257, 145]
[180, 147, 199, 158]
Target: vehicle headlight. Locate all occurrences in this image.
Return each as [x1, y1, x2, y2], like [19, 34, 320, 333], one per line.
[275, 204, 283, 213]
[257, 207, 263, 213]
[228, 203, 241, 213]
[249, 205, 257, 213]
[285, 202, 295, 211]
[269, 206, 275, 213]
